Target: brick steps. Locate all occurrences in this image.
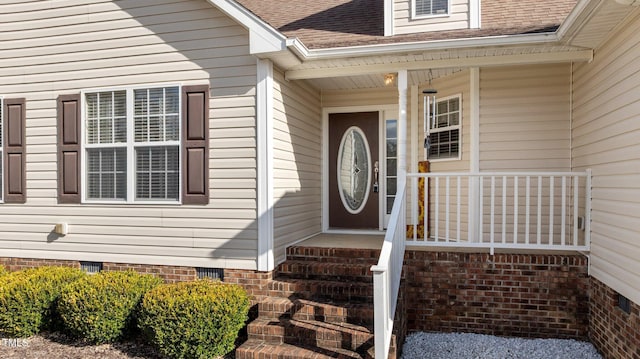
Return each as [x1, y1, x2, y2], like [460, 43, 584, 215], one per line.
[259, 296, 375, 326]
[285, 247, 381, 265]
[266, 278, 374, 303]
[236, 339, 369, 359]
[236, 245, 394, 359]
[277, 260, 374, 282]
[247, 317, 373, 351]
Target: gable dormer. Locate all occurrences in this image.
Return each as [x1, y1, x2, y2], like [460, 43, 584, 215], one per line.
[385, 0, 480, 36]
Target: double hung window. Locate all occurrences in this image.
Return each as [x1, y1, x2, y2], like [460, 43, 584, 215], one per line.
[414, 0, 449, 17]
[428, 95, 461, 160]
[84, 86, 180, 202]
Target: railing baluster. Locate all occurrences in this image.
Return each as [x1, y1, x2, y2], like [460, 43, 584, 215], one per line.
[468, 176, 473, 243]
[491, 176, 495, 246]
[479, 176, 484, 243]
[561, 176, 567, 246]
[537, 176, 542, 245]
[424, 175, 428, 241]
[514, 176, 519, 244]
[502, 176, 507, 244]
[549, 176, 555, 245]
[457, 176, 461, 242]
[446, 176, 450, 242]
[573, 175, 579, 246]
[435, 177, 440, 242]
[412, 177, 417, 242]
[525, 176, 530, 245]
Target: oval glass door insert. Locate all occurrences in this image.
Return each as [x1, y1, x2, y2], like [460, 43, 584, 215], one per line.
[337, 126, 371, 214]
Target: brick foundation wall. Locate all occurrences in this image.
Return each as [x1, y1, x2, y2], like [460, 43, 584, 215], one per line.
[404, 251, 590, 339]
[589, 277, 640, 359]
[0, 257, 272, 299]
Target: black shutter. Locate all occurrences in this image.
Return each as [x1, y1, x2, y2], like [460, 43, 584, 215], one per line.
[4, 98, 26, 204]
[57, 94, 81, 203]
[181, 85, 210, 205]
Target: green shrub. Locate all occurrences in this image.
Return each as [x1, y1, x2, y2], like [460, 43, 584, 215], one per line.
[58, 270, 162, 344]
[138, 279, 250, 359]
[0, 266, 86, 337]
[0, 265, 7, 277]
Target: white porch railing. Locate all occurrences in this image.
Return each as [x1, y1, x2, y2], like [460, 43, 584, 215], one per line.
[371, 176, 406, 359]
[407, 171, 592, 254]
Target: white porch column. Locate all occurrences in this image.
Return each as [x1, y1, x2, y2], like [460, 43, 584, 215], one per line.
[397, 70, 408, 181]
[257, 59, 274, 271]
[469, 67, 481, 243]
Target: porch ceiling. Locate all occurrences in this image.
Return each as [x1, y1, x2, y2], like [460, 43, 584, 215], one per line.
[285, 45, 592, 91]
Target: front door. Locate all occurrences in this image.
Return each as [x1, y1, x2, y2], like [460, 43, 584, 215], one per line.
[328, 112, 379, 229]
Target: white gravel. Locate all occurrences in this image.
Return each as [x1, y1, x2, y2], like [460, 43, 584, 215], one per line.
[401, 332, 602, 359]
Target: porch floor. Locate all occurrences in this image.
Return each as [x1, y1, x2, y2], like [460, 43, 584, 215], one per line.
[298, 233, 384, 249]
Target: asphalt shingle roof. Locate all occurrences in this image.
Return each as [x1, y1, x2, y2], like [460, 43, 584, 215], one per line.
[235, 0, 578, 49]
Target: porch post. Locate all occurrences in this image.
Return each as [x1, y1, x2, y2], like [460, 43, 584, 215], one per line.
[397, 70, 408, 182]
[257, 59, 275, 271]
[469, 67, 480, 243]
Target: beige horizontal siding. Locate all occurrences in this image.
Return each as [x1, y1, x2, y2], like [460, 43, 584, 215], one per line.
[572, 11, 640, 304]
[272, 69, 322, 264]
[393, 0, 469, 35]
[0, 0, 258, 269]
[479, 64, 571, 172]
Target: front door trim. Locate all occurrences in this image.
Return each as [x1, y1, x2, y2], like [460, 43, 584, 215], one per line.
[322, 105, 398, 233]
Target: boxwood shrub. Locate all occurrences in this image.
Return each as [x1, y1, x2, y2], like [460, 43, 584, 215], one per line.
[0, 266, 86, 337]
[58, 270, 162, 344]
[0, 265, 7, 277]
[138, 279, 250, 359]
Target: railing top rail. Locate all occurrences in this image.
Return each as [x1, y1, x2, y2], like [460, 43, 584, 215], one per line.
[371, 177, 406, 273]
[407, 171, 589, 178]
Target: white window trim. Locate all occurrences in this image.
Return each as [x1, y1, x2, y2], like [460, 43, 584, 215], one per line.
[80, 84, 182, 205]
[412, 0, 451, 20]
[428, 93, 462, 162]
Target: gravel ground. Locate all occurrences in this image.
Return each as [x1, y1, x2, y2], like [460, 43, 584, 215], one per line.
[401, 332, 602, 359]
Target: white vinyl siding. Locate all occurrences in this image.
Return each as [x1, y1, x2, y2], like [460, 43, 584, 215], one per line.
[394, 0, 469, 35]
[0, 0, 258, 269]
[479, 64, 571, 172]
[272, 69, 322, 265]
[572, 11, 640, 305]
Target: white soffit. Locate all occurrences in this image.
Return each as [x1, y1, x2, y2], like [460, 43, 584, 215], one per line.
[285, 46, 593, 80]
[564, 0, 640, 48]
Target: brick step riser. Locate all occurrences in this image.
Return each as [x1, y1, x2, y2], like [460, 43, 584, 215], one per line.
[235, 340, 369, 359]
[265, 281, 374, 303]
[285, 247, 381, 262]
[284, 255, 379, 266]
[258, 302, 374, 326]
[247, 321, 374, 352]
[276, 272, 373, 283]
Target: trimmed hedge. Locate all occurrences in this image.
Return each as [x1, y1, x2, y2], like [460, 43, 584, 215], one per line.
[138, 279, 250, 359]
[58, 270, 162, 344]
[0, 266, 86, 337]
[0, 265, 7, 277]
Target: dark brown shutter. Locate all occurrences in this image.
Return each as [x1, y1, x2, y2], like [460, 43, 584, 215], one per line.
[181, 85, 210, 205]
[57, 94, 81, 203]
[4, 98, 26, 204]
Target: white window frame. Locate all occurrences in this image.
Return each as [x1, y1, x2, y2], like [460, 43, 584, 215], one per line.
[412, 0, 451, 20]
[80, 84, 182, 205]
[428, 93, 462, 162]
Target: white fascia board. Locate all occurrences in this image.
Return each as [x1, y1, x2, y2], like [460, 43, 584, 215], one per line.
[206, 0, 287, 54]
[556, 0, 604, 42]
[287, 32, 559, 61]
[286, 49, 593, 80]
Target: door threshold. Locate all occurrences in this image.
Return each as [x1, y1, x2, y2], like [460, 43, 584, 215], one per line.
[324, 229, 386, 235]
